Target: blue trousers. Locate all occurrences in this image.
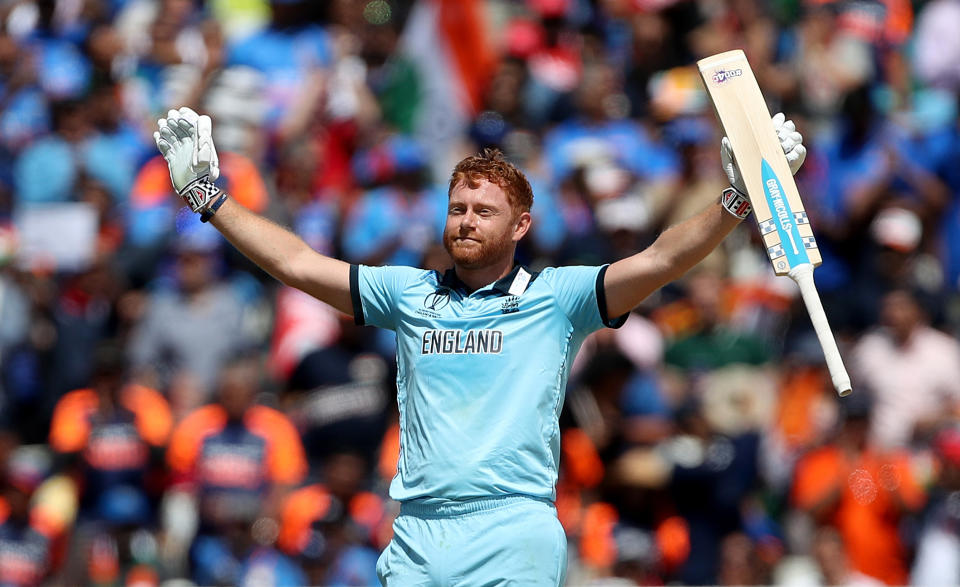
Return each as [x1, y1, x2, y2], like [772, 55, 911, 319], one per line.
[377, 495, 567, 586]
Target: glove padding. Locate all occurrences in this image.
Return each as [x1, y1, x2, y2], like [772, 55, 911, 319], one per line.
[721, 112, 806, 195]
[154, 107, 221, 212]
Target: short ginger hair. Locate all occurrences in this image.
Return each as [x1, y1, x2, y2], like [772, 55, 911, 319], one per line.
[448, 148, 534, 214]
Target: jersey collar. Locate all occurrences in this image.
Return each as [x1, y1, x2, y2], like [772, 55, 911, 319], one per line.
[439, 263, 536, 296]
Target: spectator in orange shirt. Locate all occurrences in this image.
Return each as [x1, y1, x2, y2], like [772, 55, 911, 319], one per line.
[276, 470, 383, 586]
[48, 342, 171, 526]
[792, 392, 925, 585]
[166, 357, 307, 586]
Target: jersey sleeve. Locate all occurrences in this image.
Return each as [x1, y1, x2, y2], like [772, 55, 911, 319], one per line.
[350, 264, 424, 330]
[49, 390, 97, 453]
[166, 406, 224, 478]
[248, 407, 308, 486]
[541, 265, 628, 333]
[126, 385, 173, 447]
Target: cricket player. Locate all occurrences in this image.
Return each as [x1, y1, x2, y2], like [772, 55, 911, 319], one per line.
[154, 107, 805, 585]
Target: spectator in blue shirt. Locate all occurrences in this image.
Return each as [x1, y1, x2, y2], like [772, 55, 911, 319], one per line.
[342, 135, 445, 267]
[543, 63, 680, 190]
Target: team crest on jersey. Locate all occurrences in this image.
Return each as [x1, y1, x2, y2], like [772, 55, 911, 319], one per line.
[500, 296, 519, 314]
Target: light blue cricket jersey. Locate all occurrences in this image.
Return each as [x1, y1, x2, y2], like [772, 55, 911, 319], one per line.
[350, 263, 626, 502]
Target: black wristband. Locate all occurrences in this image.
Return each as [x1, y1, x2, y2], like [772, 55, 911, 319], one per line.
[200, 192, 229, 223]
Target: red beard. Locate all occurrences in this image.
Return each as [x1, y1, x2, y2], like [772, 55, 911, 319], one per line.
[442, 229, 515, 269]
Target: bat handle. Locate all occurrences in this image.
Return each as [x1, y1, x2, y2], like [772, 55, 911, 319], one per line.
[789, 264, 852, 397]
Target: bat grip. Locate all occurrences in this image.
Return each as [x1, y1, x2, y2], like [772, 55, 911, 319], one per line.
[789, 264, 852, 396]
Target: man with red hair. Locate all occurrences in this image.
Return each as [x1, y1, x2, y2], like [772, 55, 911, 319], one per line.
[153, 106, 805, 585]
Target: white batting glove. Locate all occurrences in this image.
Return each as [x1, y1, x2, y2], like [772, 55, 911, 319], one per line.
[153, 107, 221, 212]
[721, 111, 806, 194]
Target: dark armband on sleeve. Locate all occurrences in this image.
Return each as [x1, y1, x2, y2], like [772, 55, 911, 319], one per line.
[596, 265, 628, 328]
[350, 264, 365, 326]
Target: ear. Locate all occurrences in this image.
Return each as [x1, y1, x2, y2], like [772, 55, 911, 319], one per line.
[512, 211, 532, 242]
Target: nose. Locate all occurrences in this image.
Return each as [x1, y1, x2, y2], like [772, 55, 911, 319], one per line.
[459, 210, 478, 231]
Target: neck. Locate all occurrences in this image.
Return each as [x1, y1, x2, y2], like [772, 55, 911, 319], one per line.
[454, 257, 516, 293]
[891, 327, 916, 347]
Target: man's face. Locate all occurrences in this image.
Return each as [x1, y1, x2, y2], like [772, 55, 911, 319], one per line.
[177, 250, 214, 294]
[881, 290, 921, 339]
[218, 363, 257, 420]
[443, 179, 529, 269]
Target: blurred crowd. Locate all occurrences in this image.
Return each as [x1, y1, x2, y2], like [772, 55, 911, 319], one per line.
[0, 0, 959, 585]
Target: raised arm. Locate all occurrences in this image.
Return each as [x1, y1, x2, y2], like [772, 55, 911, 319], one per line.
[154, 107, 353, 315]
[208, 199, 353, 314]
[604, 200, 741, 317]
[604, 113, 806, 317]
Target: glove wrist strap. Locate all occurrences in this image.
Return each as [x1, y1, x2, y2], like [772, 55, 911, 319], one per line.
[179, 176, 221, 213]
[720, 187, 752, 220]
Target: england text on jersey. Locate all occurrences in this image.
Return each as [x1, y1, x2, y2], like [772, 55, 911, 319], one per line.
[420, 329, 503, 355]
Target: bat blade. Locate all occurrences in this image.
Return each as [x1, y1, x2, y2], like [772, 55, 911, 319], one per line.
[697, 50, 851, 397]
[697, 50, 821, 275]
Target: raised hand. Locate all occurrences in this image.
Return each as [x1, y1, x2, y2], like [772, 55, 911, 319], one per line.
[153, 107, 220, 212]
[721, 112, 806, 195]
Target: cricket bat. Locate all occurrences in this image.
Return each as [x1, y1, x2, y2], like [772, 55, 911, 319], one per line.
[697, 50, 852, 397]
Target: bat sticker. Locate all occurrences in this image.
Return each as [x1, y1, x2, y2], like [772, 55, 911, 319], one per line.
[712, 69, 743, 84]
[760, 158, 810, 267]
